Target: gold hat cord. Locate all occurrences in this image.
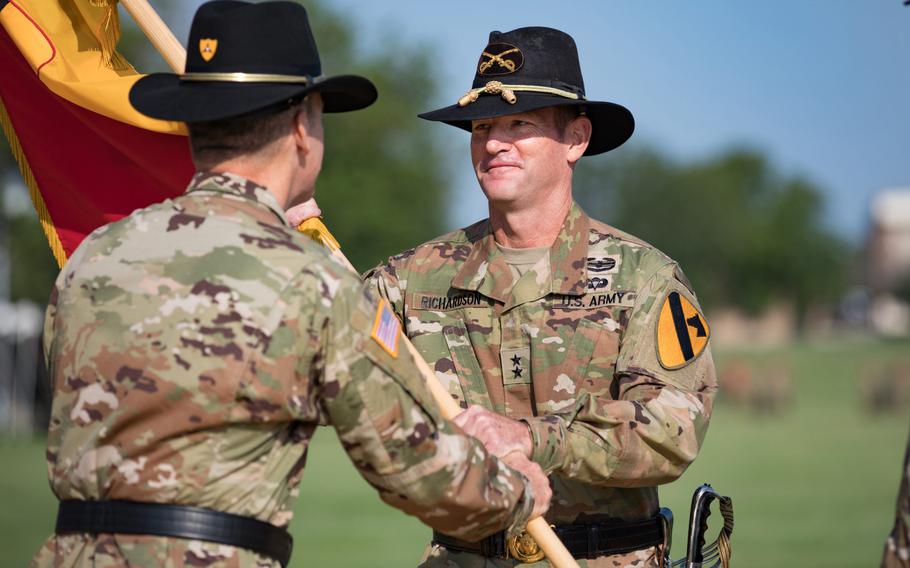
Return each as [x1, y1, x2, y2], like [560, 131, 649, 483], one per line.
[458, 81, 582, 106]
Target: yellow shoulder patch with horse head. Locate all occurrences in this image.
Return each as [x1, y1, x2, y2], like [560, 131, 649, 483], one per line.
[656, 291, 709, 370]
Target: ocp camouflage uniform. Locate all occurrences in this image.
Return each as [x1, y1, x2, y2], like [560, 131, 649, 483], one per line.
[32, 172, 535, 568]
[883, 426, 910, 567]
[366, 203, 717, 567]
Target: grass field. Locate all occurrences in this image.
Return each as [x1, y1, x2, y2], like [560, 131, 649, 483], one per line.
[1, 338, 908, 567]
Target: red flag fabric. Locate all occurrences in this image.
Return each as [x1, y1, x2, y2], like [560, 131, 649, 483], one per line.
[0, 0, 193, 267]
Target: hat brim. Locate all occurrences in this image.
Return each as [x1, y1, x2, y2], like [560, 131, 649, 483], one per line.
[418, 94, 634, 156]
[129, 73, 377, 122]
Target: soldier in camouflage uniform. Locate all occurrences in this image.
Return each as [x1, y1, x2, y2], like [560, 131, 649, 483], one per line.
[360, 27, 717, 567]
[883, 425, 910, 567]
[31, 3, 551, 567]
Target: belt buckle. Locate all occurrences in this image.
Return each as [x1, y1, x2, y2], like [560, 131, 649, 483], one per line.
[506, 528, 547, 563]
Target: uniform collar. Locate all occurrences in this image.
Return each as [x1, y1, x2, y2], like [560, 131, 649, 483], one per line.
[185, 171, 290, 227]
[452, 202, 590, 306]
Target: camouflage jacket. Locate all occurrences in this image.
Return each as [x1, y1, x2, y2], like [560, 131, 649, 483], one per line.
[33, 172, 534, 568]
[366, 202, 717, 526]
[883, 426, 910, 567]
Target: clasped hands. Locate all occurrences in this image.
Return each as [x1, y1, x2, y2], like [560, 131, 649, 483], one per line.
[455, 405, 551, 520]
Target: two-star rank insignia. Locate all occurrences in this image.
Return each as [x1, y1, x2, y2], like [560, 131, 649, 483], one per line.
[500, 347, 530, 385]
[199, 38, 218, 62]
[656, 291, 710, 369]
[510, 354, 523, 378]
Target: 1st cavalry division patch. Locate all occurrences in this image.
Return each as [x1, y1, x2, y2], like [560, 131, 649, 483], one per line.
[371, 299, 401, 358]
[656, 291, 709, 369]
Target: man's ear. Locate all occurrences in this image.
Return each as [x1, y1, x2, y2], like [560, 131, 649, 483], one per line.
[566, 115, 592, 164]
[292, 100, 310, 155]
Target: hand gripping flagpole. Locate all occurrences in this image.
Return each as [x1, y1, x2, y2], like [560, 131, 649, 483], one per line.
[298, 220, 580, 568]
[123, 3, 578, 565]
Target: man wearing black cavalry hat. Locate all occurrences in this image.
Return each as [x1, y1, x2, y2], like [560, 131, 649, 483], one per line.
[354, 26, 718, 567]
[32, 3, 552, 567]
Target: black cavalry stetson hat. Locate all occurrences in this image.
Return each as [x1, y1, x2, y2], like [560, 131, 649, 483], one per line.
[419, 27, 633, 156]
[130, 1, 377, 122]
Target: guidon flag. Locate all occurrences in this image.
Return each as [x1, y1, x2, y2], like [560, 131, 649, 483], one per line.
[0, 0, 193, 267]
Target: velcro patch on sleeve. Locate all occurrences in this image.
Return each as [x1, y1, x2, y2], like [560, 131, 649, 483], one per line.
[656, 291, 710, 370]
[370, 299, 401, 358]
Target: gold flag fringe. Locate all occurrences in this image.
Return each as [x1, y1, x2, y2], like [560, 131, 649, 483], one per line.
[0, 94, 68, 268]
[297, 217, 341, 251]
[297, 218, 355, 271]
[88, 0, 130, 70]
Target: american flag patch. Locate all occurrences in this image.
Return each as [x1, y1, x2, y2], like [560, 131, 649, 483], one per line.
[370, 299, 401, 358]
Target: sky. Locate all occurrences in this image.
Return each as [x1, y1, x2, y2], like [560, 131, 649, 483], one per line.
[170, 1, 910, 241]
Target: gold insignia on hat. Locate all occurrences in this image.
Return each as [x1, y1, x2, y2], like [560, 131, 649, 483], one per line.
[199, 38, 218, 62]
[459, 81, 516, 106]
[477, 42, 524, 76]
[656, 291, 710, 370]
[457, 81, 582, 107]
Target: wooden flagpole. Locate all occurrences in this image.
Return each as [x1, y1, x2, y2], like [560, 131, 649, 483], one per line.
[120, 0, 185, 73]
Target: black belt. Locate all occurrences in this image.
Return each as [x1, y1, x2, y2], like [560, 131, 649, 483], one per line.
[433, 516, 664, 561]
[55, 500, 293, 567]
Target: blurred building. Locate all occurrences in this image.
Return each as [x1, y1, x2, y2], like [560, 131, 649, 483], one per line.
[1, 178, 48, 435]
[866, 187, 910, 335]
[0, 300, 44, 435]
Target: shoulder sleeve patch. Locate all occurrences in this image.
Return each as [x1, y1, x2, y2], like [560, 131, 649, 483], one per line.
[370, 299, 401, 358]
[656, 291, 710, 370]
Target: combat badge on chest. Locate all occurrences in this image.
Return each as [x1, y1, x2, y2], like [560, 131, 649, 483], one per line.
[586, 254, 619, 292]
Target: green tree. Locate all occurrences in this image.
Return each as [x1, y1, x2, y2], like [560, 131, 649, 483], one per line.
[5, 211, 59, 304]
[0, 137, 59, 304]
[893, 272, 910, 305]
[575, 146, 849, 327]
[303, 3, 447, 271]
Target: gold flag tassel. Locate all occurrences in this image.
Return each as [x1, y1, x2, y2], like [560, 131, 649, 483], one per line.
[86, 0, 131, 70]
[297, 217, 340, 251]
[297, 217, 353, 271]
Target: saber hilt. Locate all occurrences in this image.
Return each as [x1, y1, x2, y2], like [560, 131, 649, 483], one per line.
[670, 483, 734, 568]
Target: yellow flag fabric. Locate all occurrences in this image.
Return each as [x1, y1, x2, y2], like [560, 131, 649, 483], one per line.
[0, 0, 194, 266]
[0, 0, 184, 133]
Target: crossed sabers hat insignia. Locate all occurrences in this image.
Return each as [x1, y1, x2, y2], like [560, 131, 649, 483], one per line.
[479, 47, 521, 74]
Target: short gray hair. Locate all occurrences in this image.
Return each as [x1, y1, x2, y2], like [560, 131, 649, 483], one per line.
[552, 105, 585, 135]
